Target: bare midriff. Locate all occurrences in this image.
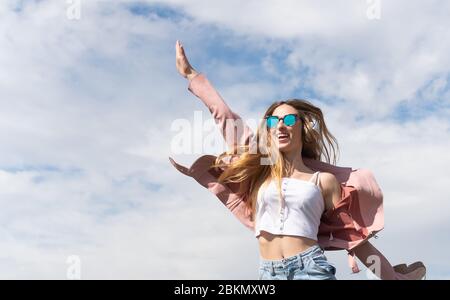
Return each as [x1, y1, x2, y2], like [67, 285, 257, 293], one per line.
[258, 230, 318, 260]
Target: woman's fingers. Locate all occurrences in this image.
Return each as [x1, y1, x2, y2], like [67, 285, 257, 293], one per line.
[175, 40, 197, 79]
[176, 40, 182, 59]
[178, 40, 184, 55]
[175, 41, 184, 61]
[175, 40, 186, 77]
[176, 40, 185, 57]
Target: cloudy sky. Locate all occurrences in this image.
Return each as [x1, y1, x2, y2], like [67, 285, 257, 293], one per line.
[0, 0, 449, 279]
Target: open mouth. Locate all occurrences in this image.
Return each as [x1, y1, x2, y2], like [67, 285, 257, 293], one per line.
[277, 133, 290, 143]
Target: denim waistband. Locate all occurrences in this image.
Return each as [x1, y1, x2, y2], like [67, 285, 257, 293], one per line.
[259, 244, 323, 269]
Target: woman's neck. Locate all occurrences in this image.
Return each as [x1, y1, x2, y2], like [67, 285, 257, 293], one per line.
[283, 149, 311, 174]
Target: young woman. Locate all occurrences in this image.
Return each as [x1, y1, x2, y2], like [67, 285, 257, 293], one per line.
[170, 40, 426, 280]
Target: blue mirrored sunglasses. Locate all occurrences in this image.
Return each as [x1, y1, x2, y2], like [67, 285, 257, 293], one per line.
[265, 114, 300, 129]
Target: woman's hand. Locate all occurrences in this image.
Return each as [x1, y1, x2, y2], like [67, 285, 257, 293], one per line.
[175, 40, 198, 81]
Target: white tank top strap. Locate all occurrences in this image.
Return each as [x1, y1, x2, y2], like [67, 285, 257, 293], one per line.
[308, 171, 320, 185]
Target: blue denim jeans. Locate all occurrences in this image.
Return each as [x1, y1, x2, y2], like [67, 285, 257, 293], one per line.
[258, 244, 337, 280]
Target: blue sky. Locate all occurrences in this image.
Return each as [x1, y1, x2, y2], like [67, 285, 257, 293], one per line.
[0, 0, 449, 279]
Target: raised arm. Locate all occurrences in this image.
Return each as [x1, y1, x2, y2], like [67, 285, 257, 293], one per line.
[175, 40, 254, 152]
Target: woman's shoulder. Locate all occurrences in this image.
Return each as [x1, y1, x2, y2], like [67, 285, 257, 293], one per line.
[318, 172, 341, 195]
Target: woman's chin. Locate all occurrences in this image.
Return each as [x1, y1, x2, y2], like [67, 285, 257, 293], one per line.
[276, 141, 291, 151]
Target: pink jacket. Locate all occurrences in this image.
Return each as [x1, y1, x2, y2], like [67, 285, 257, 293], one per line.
[169, 73, 384, 273]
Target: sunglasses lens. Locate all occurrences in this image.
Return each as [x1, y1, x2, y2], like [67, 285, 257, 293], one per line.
[284, 115, 296, 126]
[266, 116, 278, 128]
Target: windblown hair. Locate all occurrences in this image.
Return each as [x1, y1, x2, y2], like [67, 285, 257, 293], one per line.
[211, 99, 340, 221]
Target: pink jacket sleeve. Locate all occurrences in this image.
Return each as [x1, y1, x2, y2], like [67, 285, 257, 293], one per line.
[187, 73, 255, 151]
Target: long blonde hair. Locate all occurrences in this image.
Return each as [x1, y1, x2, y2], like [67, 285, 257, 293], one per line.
[211, 99, 339, 221]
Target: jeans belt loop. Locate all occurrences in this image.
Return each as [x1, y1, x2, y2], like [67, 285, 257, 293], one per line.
[298, 255, 304, 270]
[270, 262, 276, 276]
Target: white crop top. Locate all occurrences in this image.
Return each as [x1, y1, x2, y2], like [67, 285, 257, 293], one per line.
[254, 171, 325, 241]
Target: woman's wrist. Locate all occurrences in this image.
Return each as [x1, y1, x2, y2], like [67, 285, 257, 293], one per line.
[187, 70, 199, 81]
